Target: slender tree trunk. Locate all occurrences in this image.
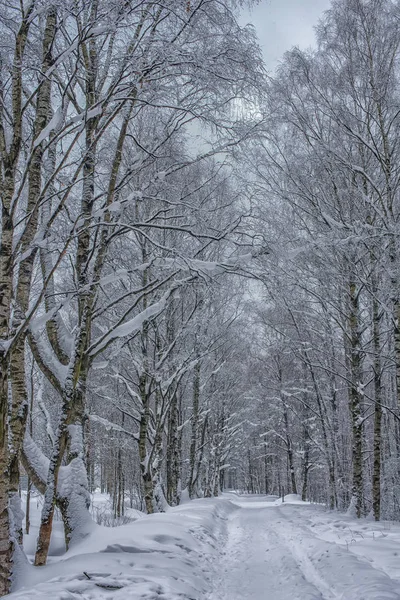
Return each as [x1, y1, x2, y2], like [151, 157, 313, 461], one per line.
[348, 279, 364, 518]
[138, 364, 154, 514]
[34, 418, 68, 566]
[25, 372, 34, 536]
[188, 361, 201, 498]
[282, 399, 297, 495]
[264, 435, 269, 494]
[10, 7, 57, 553]
[167, 392, 180, 505]
[372, 295, 382, 520]
[0, 4, 36, 590]
[301, 426, 310, 502]
[0, 367, 13, 595]
[35, 337, 91, 564]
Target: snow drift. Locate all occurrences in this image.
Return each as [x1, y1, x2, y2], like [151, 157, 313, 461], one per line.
[7, 497, 236, 599]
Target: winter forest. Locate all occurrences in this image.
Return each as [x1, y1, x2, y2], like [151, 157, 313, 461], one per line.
[3, 0, 400, 597]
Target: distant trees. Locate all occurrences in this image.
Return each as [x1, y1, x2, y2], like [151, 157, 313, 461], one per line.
[238, 0, 400, 521]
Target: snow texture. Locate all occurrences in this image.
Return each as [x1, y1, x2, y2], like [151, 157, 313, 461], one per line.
[208, 494, 400, 600]
[10, 494, 233, 599]
[9, 493, 400, 599]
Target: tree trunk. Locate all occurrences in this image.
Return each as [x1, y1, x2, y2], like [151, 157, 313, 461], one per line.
[10, 7, 57, 554]
[0, 5, 35, 589]
[138, 364, 154, 514]
[34, 414, 68, 566]
[372, 295, 382, 520]
[188, 361, 201, 498]
[264, 435, 269, 494]
[167, 391, 181, 505]
[301, 426, 310, 502]
[282, 400, 297, 495]
[0, 368, 13, 595]
[348, 279, 364, 518]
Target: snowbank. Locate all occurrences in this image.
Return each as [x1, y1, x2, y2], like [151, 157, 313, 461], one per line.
[299, 506, 400, 586]
[8, 497, 236, 599]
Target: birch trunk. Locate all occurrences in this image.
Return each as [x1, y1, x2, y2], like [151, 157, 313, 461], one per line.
[263, 435, 269, 494]
[34, 17, 99, 556]
[10, 7, 57, 551]
[372, 294, 382, 520]
[166, 391, 181, 506]
[188, 361, 201, 498]
[301, 426, 311, 502]
[279, 365, 297, 496]
[138, 364, 154, 514]
[0, 3, 35, 591]
[348, 279, 364, 518]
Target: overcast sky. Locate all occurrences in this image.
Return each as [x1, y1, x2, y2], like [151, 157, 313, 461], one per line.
[241, 0, 332, 71]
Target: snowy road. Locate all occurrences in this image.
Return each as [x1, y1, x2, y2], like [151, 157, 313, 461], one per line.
[208, 495, 400, 600]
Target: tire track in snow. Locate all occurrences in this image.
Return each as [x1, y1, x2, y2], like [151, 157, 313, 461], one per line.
[208, 499, 327, 600]
[268, 511, 339, 600]
[270, 505, 400, 600]
[208, 497, 400, 600]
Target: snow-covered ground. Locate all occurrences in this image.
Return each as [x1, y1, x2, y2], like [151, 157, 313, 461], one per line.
[8, 492, 400, 599]
[9, 492, 235, 599]
[208, 494, 400, 600]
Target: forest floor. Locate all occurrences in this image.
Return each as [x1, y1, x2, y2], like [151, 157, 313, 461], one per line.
[207, 494, 400, 600]
[8, 492, 400, 599]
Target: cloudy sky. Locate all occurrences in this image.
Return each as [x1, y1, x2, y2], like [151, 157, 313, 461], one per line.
[241, 0, 332, 70]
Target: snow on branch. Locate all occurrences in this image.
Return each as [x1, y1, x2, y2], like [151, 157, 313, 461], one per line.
[88, 286, 184, 357]
[23, 432, 50, 485]
[89, 414, 139, 440]
[148, 254, 254, 277]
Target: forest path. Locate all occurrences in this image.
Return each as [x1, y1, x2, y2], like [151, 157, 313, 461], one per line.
[207, 495, 400, 600]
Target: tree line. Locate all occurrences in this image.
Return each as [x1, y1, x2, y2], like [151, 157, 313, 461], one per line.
[2, 0, 400, 595]
[237, 0, 400, 524]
